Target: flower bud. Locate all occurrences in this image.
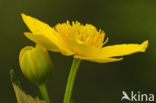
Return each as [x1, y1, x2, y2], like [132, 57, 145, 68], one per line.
[19, 45, 53, 85]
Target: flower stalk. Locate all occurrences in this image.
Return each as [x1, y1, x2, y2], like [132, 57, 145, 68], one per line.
[63, 58, 81, 103]
[39, 83, 51, 103]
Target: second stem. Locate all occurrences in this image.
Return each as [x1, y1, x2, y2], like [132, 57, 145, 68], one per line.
[39, 83, 51, 103]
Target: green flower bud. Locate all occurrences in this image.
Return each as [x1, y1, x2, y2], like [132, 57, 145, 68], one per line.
[19, 45, 53, 85]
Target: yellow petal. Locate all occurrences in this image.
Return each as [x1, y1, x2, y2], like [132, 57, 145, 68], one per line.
[63, 37, 101, 56]
[22, 13, 74, 55]
[98, 40, 148, 58]
[25, 32, 74, 56]
[21, 13, 61, 51]
[73, 40, 148, 63]
[24, 32, 60, 52]
[74, 55, 123, 63]
[21, 13, 54, 35]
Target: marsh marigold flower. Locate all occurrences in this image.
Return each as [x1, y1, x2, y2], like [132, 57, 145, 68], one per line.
[19, 45, 53, 84]
[21, 14, 148, 63]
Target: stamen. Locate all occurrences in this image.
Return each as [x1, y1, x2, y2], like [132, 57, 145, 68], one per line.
[54, 21, 108, 48]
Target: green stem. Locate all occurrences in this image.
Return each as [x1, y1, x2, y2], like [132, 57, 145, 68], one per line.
[63, 58, 81, 103]
[38, 83, 51, 103]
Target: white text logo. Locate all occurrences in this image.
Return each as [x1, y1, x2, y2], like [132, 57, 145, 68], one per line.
[121, 91, 154, 102]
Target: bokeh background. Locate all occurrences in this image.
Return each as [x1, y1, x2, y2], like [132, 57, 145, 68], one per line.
[0, 0, 155, 103]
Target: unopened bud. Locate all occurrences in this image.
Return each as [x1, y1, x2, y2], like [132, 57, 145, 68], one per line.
[19, 46, 53, 85]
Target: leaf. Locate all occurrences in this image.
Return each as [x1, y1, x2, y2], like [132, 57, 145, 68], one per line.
[10, 69, 46, 103]
[10, 69, 22, 88]
[12, 83, 46, 103]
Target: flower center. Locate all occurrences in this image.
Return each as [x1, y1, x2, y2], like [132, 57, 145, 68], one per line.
[55, 21, 108, 48]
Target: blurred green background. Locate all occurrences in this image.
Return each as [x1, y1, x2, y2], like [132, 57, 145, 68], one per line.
[0, 0, 155, 103]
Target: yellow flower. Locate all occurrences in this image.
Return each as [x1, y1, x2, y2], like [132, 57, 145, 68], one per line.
[21, 13, 148, 63]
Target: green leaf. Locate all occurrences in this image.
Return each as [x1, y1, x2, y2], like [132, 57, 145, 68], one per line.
[10, 69, 46, 103]
[10, 69, 22, 88]
[12, 83, 46, 103]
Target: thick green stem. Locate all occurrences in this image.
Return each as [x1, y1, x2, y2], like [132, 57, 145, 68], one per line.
[38, 84, 51, 103]
[63, 58, 81, 103]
